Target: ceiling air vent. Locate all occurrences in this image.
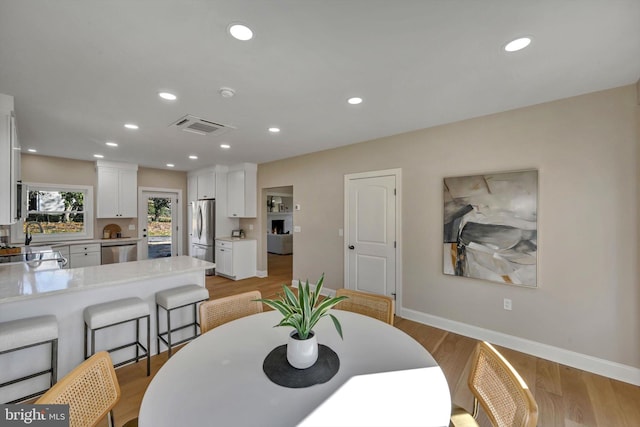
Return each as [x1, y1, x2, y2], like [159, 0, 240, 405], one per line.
[171, 114, 235, 136]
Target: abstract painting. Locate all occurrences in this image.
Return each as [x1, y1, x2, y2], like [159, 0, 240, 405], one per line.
[443, 170, 538, 287]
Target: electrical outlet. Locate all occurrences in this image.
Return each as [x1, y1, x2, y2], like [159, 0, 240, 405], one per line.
[503, 298, 512, 311]
[295, 204, 301, 211]
[338, 228, 343, 237]
[249, 224, 254, 230]
[294, 226, 301, 232]
[128, 224, 136, 231]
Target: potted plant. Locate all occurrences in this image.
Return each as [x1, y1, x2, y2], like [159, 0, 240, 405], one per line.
[257, 273, 348, 369]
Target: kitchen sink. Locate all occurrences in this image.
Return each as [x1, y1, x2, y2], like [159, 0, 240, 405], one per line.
[0, 247, 67, 268]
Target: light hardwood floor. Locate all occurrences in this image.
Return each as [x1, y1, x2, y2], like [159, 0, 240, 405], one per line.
[101, 253, 640, 427]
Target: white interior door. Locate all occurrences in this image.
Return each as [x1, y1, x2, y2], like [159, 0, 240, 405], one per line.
[345, 171, 399, 301]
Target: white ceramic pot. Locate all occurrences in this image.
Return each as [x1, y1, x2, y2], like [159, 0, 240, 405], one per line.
[287, 330, 318, 369]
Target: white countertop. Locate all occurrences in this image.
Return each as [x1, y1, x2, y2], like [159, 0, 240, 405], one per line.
[215, 237, 256, 242]
[0, 255, 214, 303]
[10, 237, 142, 249]
[51, 237, 141, 247]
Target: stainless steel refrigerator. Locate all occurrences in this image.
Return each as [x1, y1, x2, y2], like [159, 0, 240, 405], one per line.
[192, 198, 215, 275]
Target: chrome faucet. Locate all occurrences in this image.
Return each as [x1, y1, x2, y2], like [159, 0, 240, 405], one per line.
[25, 221, 43, 246]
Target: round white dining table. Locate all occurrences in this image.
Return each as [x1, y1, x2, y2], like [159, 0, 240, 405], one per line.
[138, 310, 451, 427]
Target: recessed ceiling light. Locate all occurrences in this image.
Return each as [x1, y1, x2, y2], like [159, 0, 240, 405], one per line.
[166, 163, 175, 168]
[124, 123, 139, 130]
[219, 87, 236, 98]
[188, 155, 198, 160]
[268, 127, 281, 133]
[158, 92, 177, 101]
[347, 97, 363, 105]
[93, 154, 104, 158]
[106, 142, 118, 147]
[229, 23, 253, 41]
[220, 144, 231, 149]
[504, 37, 531, 52]
[27, 148, 37, 153]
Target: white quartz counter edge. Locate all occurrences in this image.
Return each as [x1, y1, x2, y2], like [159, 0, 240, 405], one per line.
[215, 237, 256, 242]
[0, 256, 215, 304]
[41, 237, 141, 248]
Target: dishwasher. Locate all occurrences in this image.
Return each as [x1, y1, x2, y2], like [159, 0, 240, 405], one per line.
[101, 241, 137, 264]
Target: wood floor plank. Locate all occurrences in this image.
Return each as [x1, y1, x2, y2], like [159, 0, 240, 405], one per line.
[536, 387, 566, 427]
[610, 379, 640, 427]
[560, 365, 598, 426]
[393, 316, 447, 353]
[583, 373, 627, 427]
[537, 357, 563, 395]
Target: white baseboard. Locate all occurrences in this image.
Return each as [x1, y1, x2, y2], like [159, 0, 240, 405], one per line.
[399, 307, 640, 386]
[256, 270, 267, 278]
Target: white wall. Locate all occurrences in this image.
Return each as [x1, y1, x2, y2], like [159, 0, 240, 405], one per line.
[243, 85, 639, 383]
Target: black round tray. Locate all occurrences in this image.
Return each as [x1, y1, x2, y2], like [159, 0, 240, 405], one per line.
[263, 344, 339, 388]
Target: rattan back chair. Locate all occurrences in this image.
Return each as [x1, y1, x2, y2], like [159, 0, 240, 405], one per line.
[35, 351, 120, 427]
[450, 341, 538, 427]
[199, 290, 263, 334]
[334, 289, 395, 325]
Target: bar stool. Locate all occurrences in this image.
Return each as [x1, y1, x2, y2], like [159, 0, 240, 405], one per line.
[156, 284, 209, 358]
[0, 315, 58, 403]
[84, 297, 151, 376]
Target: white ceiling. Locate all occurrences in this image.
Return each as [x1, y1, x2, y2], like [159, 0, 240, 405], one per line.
[1, 1, 639, 172]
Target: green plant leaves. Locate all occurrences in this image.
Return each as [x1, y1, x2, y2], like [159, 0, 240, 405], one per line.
[255, 273, 348, 340]
[329, 313, 344, 340]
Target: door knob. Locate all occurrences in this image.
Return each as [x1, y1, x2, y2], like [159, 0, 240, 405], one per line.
[348, 245, 355, 250]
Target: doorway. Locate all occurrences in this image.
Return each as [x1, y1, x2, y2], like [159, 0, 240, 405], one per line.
[265, 186, 294, 278]
[344, 169, 402, 311]
[138, 188, 181, 260]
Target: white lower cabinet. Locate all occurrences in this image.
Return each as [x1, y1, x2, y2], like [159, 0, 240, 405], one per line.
[215, 242, 233, 277]
[69, 243, 101, 268]
[215, 239, 256, 280]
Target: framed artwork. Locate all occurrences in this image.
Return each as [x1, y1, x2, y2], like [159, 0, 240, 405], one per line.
[443, 170, 538, 287]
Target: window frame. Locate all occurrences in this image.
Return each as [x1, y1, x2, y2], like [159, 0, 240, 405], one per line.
[11, 182, 94, 244]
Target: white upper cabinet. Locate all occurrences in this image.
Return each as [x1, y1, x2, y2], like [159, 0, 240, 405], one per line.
[187, 168, 216, 202]
[187, 174, 197, 203]
[0, 93, 21, 225]
[96, 161, 138, 218]
[197, 169, 216, 200]
[227, 163, 257, 218]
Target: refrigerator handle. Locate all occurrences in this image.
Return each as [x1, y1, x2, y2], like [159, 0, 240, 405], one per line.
[197, 206, 203, 239]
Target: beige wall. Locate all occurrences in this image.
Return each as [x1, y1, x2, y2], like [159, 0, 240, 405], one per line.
[20, 155, 188, 248]
[247, 85, 639, 370]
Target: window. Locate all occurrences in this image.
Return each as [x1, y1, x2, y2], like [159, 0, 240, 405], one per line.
[12, 183, 94, 243]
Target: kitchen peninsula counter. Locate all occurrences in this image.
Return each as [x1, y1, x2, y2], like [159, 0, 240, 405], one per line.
[0, 255, 212, 303]
[0, 256, 214, 403]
